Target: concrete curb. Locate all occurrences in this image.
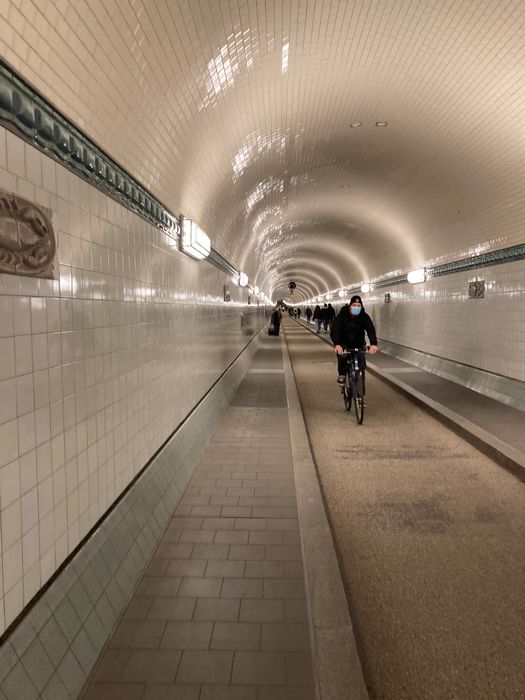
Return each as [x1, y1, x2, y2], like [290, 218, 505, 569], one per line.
[281, 333, 369, 700]
[296, 319, 525, 482]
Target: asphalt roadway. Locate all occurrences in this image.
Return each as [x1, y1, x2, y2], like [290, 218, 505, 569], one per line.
[283, 319, 525, 700]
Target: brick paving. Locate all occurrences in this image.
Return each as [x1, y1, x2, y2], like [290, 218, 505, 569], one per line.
[82, 339, 315, 700]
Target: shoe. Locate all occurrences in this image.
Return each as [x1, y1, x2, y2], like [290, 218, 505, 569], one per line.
[337, 375, 345, 385]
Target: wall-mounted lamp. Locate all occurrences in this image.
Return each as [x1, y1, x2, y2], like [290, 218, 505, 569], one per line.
[239, 272, 248, 287]
[181, 217, 211, 260]
[407, 268, 426, 284]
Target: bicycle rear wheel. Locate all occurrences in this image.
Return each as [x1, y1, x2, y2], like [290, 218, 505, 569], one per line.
[343, 374, 352, 411]
[353, 372, 365, 424]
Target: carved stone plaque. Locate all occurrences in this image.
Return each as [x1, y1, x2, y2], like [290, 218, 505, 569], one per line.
[0, 188, 56, 278]
[468, 280, 485, 299]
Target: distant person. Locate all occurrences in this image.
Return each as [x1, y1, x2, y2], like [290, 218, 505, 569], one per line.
[271, 306, 282, 336]
[293, 307, 298, 319]
[331, 295, 377, 386]
[320, 303, 330, 333]
[297, 308, 301, 319]
[327, 303, 335, 331]
[313, 305, 322, 332]
[306, 306, 312, 323]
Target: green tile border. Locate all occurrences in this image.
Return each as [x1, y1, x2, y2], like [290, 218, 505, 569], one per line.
[429, 243, 525, 277]
[349, 245, 525, 293]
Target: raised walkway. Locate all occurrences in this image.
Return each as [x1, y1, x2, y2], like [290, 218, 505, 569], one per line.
[81, 332, 366, 700]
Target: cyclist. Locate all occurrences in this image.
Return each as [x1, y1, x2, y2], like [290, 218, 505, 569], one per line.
[331, 295, 378, 386]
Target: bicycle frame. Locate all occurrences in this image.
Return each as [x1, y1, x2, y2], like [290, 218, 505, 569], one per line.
[340, 349, 365, 424]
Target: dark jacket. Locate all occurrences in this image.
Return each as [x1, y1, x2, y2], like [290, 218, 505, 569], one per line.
[320, 304, 330, 320]
[313, 305, 321, 319]
[330, 305, 377, 348]
[271, 308, 282, 326]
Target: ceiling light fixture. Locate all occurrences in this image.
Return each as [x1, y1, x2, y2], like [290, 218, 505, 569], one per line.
[239, 272, 248, 287]
[407, 268, 426, 284]
[360, 283, 370, 293]
[351, 122, 363, 128]
[181, 217, 211, 260]
[375, 121, 388, 127]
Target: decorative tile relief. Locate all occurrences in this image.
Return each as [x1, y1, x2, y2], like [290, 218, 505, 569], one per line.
[0, 188, 55, 278]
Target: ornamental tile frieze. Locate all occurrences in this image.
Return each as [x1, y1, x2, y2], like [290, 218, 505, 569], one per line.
[0, 188, 56, 278]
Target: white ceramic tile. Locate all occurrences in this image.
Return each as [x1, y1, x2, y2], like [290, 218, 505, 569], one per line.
[33, 369, 50, 409]
[16, 373, 35, 417]
[0, 296, 14, 337]
[0, 378, 17, 424]
[14, 335, 32, 376]
[19, 450, 37, 495]
[37, 477, 54, 520]
[17, 411, 36, 456]
[5, 129, 25, 178]
[3, 580, 23, 627]
[31, 333, 49, 371]
[12, 296, 31, 335]
[20, 488, 38, 535]
[0, 419, 19, 469]
[0, 337, 16, 380]
[1, 500, 21, 551]
[30, 297, 47, 333]
[3, 539, 23, 592]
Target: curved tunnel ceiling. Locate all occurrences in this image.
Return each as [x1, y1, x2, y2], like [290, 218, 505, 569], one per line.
[4, 0, 523, 296]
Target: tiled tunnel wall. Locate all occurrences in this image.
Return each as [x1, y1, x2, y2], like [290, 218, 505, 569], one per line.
[369, 260, 525, 384]
[0, 328, 261, 700]
[0, 124, 267, 636]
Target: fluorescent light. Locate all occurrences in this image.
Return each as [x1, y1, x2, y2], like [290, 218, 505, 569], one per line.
[239, 272, 248, 287]
[360, 283, 370, 293]
[407, 268, 426, 284]
[375, 121, 388, 127]
[181, 218, 210, 260]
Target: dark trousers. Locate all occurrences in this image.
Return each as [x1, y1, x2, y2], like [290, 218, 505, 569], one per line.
[274, 322, 280, 336]
[338, 353, 366, 393]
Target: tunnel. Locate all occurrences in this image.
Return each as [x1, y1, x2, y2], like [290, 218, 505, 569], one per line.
[0, 1, 524, 698]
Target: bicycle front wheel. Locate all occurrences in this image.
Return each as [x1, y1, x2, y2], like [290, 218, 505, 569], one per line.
[343, 374, 352, 411]
[353, 372, 365, 424]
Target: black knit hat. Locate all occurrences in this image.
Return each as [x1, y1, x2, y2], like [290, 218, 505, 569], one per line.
[350, 295, 363, 305]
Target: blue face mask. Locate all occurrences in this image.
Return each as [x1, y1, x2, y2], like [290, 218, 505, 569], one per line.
[350, 306, 361, 316]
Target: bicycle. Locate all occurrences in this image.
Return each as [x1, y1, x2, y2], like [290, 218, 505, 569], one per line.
[340, 348, 366, 424]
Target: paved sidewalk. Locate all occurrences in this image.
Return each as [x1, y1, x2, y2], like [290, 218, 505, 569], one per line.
[81, 338, 315, 700]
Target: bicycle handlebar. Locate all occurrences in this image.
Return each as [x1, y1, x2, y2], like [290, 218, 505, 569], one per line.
[339, 347, 369, 355]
